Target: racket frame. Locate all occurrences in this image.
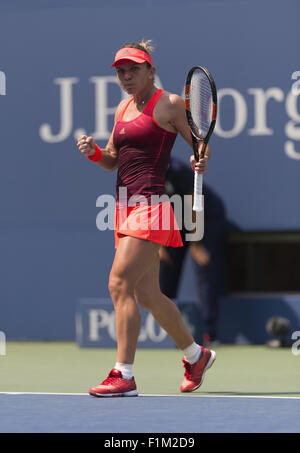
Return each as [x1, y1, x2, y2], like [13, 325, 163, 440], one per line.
[184, 66, 218, 211]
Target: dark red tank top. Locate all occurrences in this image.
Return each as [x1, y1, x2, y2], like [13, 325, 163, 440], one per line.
[113, 89, 177, 205]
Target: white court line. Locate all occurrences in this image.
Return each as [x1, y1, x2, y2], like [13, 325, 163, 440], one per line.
[0, 392, 299, 400]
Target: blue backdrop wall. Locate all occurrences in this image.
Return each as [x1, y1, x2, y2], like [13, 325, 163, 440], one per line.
[0, 0, 299, 340]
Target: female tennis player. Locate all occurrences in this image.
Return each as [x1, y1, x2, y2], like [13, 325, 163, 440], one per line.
[77, 40, 216, 397]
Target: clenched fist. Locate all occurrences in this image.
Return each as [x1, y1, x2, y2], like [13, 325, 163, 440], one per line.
[77, 135, 96, 157]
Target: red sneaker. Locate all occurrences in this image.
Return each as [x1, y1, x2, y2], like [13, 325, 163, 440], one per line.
[180, 346, 216, 393]
[89, 368, 138, 397]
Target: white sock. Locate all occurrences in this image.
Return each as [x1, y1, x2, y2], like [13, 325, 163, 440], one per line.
[114, 362, 133, 380]
[182, 342, 201, 364]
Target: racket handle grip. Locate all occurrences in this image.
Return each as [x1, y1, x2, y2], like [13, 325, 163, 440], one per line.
[193, 171, 204, 212]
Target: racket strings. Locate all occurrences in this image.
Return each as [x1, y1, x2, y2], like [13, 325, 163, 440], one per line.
[190, 71, 213, 138]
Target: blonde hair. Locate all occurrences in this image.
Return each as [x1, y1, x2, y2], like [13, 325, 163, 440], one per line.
[120, 39, 155, 56]
[137, 39, 154, 54]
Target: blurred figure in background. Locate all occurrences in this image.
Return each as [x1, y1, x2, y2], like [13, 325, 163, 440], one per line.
[159, 156, 228, 346]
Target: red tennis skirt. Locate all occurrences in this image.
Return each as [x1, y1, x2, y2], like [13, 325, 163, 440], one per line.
[114, 201, 183, 249]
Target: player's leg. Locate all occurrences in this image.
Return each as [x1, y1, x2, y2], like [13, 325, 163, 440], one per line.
[109, 235, 161, 364]
[135, 257, 216, 393]
[159, 243, 188, 299]
[89, 235, 161, 397]
[135, 254, 194, 349]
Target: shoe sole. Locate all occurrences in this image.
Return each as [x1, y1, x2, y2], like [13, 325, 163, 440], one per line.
[182, 349, 216, 393]
[89, 389, 138, 398]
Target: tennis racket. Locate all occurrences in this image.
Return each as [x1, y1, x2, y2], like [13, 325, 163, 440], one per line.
[184, 66, 218, 211]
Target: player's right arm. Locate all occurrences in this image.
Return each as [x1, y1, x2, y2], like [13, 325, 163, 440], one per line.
[76, 98, 128, 172]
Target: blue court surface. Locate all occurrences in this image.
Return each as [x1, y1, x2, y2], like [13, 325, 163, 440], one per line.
[0, 392, 299, 433]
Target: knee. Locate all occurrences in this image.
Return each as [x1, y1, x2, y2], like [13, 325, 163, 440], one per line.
[135, 286, 155, 311]
[108, 274, 132, 304]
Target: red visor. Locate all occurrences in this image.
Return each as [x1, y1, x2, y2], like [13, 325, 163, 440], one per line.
[111, 47, 152, 68]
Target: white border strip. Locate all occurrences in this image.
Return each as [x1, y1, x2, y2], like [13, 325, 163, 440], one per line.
[0, 392, 299, 400]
